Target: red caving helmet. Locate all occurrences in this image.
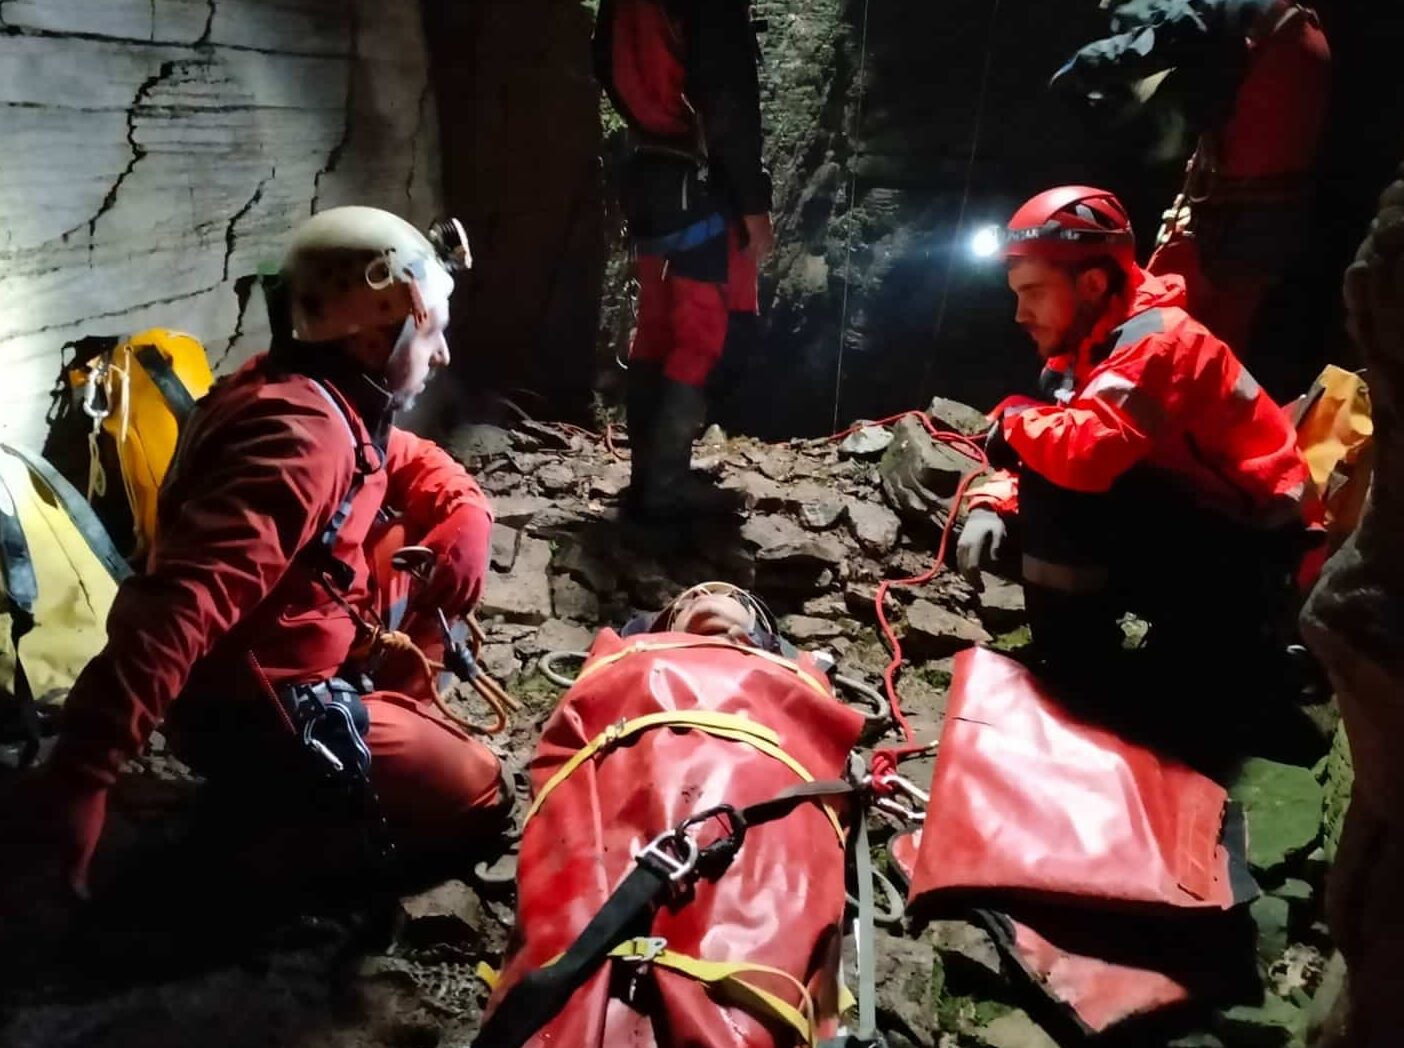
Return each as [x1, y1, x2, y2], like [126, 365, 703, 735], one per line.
[1004, 185, 1136, 273]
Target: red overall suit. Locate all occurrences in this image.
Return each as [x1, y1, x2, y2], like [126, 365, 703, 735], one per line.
[594, 0, 769, 388]
[45, 351, 502, 886]
[1055, 0, 1331, 358]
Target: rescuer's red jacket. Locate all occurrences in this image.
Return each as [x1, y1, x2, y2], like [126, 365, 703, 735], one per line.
[593, 0, 772, 218]
[49, 353, 494, 794]
[970, 267, 1308, 521]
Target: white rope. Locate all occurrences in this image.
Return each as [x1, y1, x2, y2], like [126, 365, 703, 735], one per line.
[831, 0, 874, 433]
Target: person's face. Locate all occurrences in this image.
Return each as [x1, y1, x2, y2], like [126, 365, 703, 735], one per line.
[670, 594, 757, 641]
[1007, 257, 1109, 359]
[384, 299, 451, 410]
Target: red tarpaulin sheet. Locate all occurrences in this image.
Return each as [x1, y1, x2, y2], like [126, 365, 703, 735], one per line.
[909, 647, 1253, 913]
[901, 648, 1258, 1033]
[486, 630, 866, 1047]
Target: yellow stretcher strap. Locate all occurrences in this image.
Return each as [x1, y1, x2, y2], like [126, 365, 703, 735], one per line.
[607, 938, 820, 1047]
[524, 710, 845, 843]
[576, 638, 832, 699]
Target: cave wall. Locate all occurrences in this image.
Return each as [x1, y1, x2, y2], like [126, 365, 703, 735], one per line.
[419, 0, 605, 428]
[0, 0, 443, 449]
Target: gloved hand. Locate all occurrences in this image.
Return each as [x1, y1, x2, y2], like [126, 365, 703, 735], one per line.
[984, 417, 1021, 472]
[417, 504, 494, 616]
[957, 508, 1008, 581]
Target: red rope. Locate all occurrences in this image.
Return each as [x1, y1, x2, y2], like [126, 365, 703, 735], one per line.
[829, 410, 988, 789]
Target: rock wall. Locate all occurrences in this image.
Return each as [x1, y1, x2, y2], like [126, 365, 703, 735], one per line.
[0, 0, 443, 450]
[1302, 167, 1404, 821]
[419, 0, 606, 428]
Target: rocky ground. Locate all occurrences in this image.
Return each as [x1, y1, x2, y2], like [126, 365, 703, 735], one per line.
[0, 402, 1354, 1048]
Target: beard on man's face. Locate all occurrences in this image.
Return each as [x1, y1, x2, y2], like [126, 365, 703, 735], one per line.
[1049, 296, 1107, 359]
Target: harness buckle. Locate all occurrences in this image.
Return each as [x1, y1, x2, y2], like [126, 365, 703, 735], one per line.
[636, 831, 700, 883]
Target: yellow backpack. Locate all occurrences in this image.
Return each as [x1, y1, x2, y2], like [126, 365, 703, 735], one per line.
[1, 443, 131, 764]
[48, 329, 214, 560]
[1290, 365, 1375, 551]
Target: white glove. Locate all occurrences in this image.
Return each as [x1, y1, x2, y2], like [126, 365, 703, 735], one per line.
[957, 509, 1007, 580]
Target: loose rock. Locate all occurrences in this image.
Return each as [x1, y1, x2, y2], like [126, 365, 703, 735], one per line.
[551, 574, 601, 623]
[798, 493, 847, 530]
[742, 515, 847, 570]
[839, 424, 894, 458]
[479, 644, 520, 681]
[537, 462, 576, 494]
[490, 524, 520, 573]
[1229, 758, 1326, 879]
[589, 463, 630, 499]
[480, 536, 553, 624]
[527, 612, 592, 651]
[879, 415, 971, 519]
[903, 599, 992, 659]
[928, 396, 990, 437]
[398, 880, 485, 948]
[975, 572, 1025, 633]
[491, 495, 553, 529]
[778, 614, 843, 641]
[846, 498, 901, 553]
[449, 424, 513, 461]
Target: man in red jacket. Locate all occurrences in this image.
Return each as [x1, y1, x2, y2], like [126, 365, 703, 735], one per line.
[594, 0, 773, 520]
[4, 207, 504, 905]
[958, 186, 1309, 687]
[1053, 0, 1331, 372]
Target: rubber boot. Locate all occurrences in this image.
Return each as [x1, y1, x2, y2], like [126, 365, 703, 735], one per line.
[622, 361, 663, 515]
[636, 378, 745, 520]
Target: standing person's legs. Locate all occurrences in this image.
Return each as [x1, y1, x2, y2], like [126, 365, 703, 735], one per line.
[634, 232, 742, 519]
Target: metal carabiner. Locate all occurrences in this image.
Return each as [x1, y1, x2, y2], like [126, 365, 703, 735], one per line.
[873, 796, 925, 824]
[881, 773, 930, 809]
[81, 362, 111, 422]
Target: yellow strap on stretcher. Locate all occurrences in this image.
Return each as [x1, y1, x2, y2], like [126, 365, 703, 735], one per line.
[575, 638, 832, 699]
[481, 940, 856, 1046]
[523, 710, 845, 844]
[608, 937, 821, 1047]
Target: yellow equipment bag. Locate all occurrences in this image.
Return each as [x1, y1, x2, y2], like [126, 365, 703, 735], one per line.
[1, 443, 131, 764]
[1290, 365, 1375, 551]
[53, 328, 214, 561]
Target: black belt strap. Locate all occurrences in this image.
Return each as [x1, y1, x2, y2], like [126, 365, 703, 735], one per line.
[474, 778, 855, 1048]
[472, 859, 673, 1048]
[133, 344, 199, 425]
[0, 443, 132, 584]
[0, 468, 38, 619]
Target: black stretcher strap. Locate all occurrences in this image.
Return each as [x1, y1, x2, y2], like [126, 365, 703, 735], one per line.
[474, 778, 855, 1048]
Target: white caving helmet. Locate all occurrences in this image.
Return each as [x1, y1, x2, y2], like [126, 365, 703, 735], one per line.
[282, 206, 471, 345]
